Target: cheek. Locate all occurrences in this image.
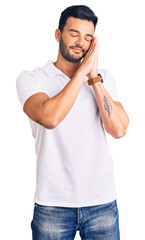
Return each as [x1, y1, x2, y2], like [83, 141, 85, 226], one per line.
[82, 43, 90, 54]
[67, 37, 76, 47]
[86, 41, 91, 50]
[65, 38, 75, 49]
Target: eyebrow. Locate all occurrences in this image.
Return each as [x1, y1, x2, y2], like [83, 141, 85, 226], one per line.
[68, 29, 93, 38]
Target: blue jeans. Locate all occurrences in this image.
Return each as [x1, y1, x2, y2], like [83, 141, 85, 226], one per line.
[31, 200, 120, 240]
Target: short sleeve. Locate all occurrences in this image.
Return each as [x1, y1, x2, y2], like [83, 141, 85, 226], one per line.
[100, 69, 120, 102]
[16, 70, 48, 108]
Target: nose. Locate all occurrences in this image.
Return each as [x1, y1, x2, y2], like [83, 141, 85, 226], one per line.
[75, 35, 84, 47]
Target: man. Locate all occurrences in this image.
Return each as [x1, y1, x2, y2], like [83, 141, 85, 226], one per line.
[16, 5, 129, 240]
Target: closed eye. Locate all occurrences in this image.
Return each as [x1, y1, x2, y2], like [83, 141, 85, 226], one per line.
[85, 38, 90, 42]
[85, 36, 92, 42]
[71, 36, 91, 41]
[71, 34, 78, 37]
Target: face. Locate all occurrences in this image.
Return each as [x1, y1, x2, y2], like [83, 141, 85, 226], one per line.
[56, 17, 94, 63]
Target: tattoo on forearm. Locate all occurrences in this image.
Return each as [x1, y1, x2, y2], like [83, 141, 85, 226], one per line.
[99, 83, 112, 118]
[36, 120, 42, 125]
[103, 96, 112, 117]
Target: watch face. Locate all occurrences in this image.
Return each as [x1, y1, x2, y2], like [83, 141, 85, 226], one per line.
[98, 73, 103, 83]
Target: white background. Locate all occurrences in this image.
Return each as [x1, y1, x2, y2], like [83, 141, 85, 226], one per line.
[0, 0, 145, 239]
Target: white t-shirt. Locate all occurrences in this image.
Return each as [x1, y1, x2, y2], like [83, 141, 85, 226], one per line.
[16, 60, 119, 207]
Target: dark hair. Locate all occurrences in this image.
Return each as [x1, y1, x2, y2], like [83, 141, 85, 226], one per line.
[58, 5, 98, 32]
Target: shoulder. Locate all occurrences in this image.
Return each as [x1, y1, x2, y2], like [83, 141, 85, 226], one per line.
[16, 65, 49, 108]
[17, 66, 46, 80]
[98, 68, 115, 84]
[98, 69, 118, 93]
[16, 63, 50, 87]
[98, 68, 120, 102]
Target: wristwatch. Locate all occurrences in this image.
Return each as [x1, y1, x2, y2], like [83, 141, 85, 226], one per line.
[87, 73, 103, 86]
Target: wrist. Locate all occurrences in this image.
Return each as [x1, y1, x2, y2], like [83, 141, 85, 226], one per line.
[87, 73, 103, 86]
[88, 71, 98, 79]
[75, 68, 87, 78]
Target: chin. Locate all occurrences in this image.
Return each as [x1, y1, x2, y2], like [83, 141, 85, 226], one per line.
[71, 55, 83, 62]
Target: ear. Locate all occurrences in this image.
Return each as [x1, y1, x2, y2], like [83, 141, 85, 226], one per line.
[55, 29, 61, 42]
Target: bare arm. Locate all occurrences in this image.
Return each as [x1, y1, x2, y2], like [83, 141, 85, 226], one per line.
[24, 36, 129, 136]
[85, 36, 129, 138]
[92, 82, 129, 138]
[23, 69, 86, 129]
[23, 38, 97, 129]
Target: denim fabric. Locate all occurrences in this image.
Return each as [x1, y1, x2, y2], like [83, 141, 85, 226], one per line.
[31, 200, 120, 240]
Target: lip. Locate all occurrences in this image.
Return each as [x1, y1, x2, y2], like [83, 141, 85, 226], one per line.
[72, 48, 82, 52]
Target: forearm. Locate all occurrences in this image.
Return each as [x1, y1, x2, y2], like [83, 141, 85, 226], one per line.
[43, 69, 86, 127]
[43, 36, 98, 128]
[92, 82, 129, 138]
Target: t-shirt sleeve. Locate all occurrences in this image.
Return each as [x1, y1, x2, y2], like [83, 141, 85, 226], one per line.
[100, 69, 120, 102]
[16, 70, 48, 108]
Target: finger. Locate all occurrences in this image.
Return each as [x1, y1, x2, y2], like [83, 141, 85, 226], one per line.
[89, 41, 98, 57]
[94, 39, 99, 52]
[87, 38, 97, 56]
[93, 36, 99, 48]
[83, 37, 98, 61]
[93, 36, 98, 41]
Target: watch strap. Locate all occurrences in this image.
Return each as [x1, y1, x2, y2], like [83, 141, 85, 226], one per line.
[87, 73, 103, 86]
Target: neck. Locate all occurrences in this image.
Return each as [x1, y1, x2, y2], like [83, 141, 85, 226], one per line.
[54, 53, 81, 79]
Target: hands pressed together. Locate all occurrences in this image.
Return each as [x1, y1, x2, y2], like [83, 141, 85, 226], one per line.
[79, 36, 99, 79]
